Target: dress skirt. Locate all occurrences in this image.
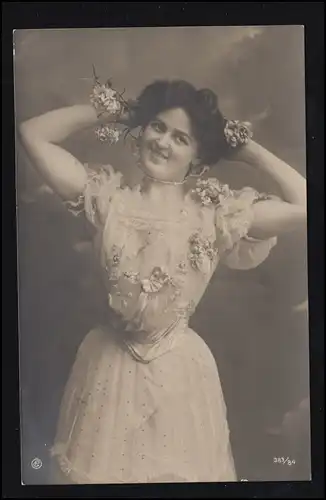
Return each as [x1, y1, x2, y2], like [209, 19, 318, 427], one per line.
[50, 324, 237, 483]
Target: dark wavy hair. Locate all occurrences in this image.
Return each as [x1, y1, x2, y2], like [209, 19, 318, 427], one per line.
[126, 80, 229, 166]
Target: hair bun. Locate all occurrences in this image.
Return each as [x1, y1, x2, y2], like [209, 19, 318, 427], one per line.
[197, 88, 219, 114]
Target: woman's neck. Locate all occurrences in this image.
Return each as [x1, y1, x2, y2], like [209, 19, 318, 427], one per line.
[140, 176, 186, 208]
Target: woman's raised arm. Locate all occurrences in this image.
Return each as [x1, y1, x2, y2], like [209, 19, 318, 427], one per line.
[233, 140, 307, 240]
[19, 105, 100, 201]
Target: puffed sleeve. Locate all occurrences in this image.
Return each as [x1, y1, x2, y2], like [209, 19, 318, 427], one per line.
[215, 186, 279, 270]
[64, 164, 123, 228]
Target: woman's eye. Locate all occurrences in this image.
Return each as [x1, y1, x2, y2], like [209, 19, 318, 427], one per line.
[151, 121, 164, 132]
[175, 135, 188, 145]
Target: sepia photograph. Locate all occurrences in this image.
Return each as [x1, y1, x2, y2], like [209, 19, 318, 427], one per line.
[13, 26, 311, 485]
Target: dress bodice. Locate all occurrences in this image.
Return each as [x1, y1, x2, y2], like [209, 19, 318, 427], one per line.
[66, 165, 278, 361]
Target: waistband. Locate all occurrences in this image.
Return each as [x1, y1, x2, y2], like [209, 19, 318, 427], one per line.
[119, 316, 188, 363]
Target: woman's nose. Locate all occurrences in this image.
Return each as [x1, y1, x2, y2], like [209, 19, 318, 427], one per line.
[156, 133, 171, 149]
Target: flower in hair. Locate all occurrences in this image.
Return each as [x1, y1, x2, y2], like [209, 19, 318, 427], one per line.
[90, 65, 138, 144]
[90, 84, 122, 115]
[224, 120, 253, 148]
[95, 125, 122, 144]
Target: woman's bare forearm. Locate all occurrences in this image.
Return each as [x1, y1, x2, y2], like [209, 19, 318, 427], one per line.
[19, 105, 99, 144]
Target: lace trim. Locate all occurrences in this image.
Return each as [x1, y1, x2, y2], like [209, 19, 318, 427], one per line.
[51, 448, 201, 484]
[252, 191, 281, 203]
[64, 164, 123, 225]
[51, 451, 127, 484]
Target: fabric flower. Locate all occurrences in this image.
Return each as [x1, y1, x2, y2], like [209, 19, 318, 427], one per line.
[95, 125, 121, 144]
[105, 245, 123, 280]
[110, 245, 122, 265]
[141, 267, 174, 294]
[123, 271, 140, 284]
[177, 261, 187, 274]
[224, 120, 253, 148]
[192, 178, 233, 207]
[188, 233, 218, 270]
[112, 254, 120, 265]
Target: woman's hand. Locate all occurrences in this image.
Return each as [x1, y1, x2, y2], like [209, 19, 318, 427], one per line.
[114, 99, 138, 127]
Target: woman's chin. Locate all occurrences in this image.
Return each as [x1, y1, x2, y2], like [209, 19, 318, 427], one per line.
[139, 158, 186, 183]
[139, 162, 166, 180]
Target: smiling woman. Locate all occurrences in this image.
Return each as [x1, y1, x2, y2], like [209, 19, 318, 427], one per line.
[138, 108, 198, 183]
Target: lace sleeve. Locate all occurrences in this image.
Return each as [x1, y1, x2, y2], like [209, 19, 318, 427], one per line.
[215, 186, 279, 270]
[64, 164, 123, 228]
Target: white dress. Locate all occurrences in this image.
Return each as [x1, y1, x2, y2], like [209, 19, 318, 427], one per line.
[50, 165, 278, 484]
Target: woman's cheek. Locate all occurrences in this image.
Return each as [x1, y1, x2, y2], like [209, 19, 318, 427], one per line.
[179, 145, 194, 164]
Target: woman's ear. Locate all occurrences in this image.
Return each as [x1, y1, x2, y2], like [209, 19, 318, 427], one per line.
[189, 158, 202, 173]
[188, 160, 210, 178]
[192, 158, 202, 168]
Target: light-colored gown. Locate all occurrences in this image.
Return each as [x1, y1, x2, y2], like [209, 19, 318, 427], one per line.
[50, 165, 277, 484]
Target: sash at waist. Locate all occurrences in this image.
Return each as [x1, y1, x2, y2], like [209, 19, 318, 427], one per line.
[108, 315, 188, 363]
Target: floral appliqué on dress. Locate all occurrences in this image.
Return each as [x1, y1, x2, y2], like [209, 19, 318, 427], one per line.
[141, 267, 175, 294]
[123, 271, 140, 284]
[192, 178, 233, 207]
[106, 245, 123, 280]
[188, 233, 218, 271]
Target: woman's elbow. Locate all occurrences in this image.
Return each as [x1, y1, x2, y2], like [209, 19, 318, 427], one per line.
[19, 120, 47, 150]
[19, 121, 36, 144]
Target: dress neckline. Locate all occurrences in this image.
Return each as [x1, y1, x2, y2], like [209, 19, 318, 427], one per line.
[116, 186, 200, 224]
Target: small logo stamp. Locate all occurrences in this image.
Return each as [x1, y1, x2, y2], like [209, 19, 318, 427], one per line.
[31, 457, 43, 470]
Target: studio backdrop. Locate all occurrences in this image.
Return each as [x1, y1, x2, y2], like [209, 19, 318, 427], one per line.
[14, 26, 310, 484]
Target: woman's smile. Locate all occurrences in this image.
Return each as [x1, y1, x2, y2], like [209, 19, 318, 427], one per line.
[148, 143, 170, 163]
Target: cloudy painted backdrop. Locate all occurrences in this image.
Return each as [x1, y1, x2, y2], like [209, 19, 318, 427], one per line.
[14, 26, 310, 483]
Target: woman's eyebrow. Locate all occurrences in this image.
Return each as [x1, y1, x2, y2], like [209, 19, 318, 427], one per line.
[156, 117, 193, 142]
[174, 129, 192, 141]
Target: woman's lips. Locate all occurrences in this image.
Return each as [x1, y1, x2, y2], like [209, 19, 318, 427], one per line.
[149, 149, 169, 162]
[149, 144, 169, 161]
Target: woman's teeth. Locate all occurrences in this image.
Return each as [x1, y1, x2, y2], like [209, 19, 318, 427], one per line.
[150, 150, 168, 161]
[150, 145, 168, 160]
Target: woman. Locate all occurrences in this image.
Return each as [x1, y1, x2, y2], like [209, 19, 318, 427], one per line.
[19, 79, 306, 484]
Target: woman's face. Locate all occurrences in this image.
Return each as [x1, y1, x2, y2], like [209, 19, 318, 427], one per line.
[138, 107, 199, 183]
